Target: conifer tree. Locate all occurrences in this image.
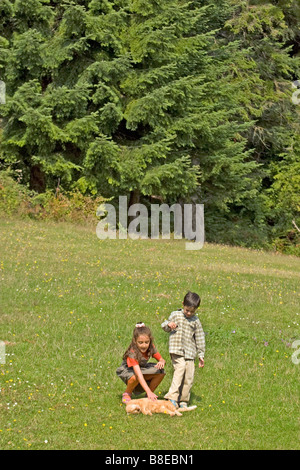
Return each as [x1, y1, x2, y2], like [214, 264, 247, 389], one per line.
[222, 0, 300, 243]
[1, 0, 298, 248]
[0, 0, 258, 210]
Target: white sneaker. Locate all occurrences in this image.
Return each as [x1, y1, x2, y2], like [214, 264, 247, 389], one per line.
[179, 403, 197, 411]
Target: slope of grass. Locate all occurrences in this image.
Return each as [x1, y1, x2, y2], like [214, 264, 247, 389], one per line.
[0, 218, 299, 450]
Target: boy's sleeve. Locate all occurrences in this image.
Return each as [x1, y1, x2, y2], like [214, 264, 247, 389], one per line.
[161, 311, 177, 332]
[195, 319, 205, 359]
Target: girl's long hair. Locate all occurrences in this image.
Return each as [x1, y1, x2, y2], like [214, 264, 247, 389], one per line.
[123, 323, 156, 364]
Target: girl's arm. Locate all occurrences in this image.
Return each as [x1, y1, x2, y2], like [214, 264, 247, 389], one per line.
[155, 358, 166, 369]
[132, 364, 157, 401]
[153, 352, 166, 370]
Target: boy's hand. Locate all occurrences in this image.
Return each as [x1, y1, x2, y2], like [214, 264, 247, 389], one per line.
[168, 322, 177, 330]
[199, 358, 204, 368]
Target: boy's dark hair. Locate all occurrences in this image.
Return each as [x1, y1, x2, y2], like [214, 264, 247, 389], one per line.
[183, 291, 201, 308]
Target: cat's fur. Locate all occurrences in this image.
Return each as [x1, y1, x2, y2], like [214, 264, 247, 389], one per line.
[125, 398, 196, 416]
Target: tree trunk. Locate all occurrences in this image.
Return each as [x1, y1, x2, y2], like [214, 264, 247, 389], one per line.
[29, 165, 46, 193]
[129, 189, 141, 207]
[128, 189, 141, 226]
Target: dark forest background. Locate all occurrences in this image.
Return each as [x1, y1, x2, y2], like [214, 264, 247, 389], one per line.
[0, 0, 299, 252]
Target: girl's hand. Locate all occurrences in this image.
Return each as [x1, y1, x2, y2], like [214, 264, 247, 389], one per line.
[155, 359, 166, 370]
[147, 390, 158, 401]
[168, 322, 177, 330]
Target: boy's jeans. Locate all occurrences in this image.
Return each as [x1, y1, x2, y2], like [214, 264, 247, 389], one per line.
[164, 354, 195, 404]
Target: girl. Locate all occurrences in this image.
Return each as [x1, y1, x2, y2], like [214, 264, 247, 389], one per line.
[116, 322, 166, 404]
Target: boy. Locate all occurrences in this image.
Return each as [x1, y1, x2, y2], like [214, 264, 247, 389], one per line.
[161, 291, 205, 409]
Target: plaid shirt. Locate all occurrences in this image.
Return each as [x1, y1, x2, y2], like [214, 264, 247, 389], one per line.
[161, 309, 205, 360]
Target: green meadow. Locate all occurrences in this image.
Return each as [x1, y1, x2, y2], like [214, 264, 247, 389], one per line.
[0, 218, 299, 450]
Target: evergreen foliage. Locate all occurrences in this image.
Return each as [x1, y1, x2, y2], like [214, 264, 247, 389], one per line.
[0, 0, 299, 250]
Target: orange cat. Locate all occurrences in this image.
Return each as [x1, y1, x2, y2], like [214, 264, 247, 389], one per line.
[125, 398, 197, 416]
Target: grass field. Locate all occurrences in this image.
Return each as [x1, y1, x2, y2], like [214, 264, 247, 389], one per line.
[0, 217, 299, 450]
